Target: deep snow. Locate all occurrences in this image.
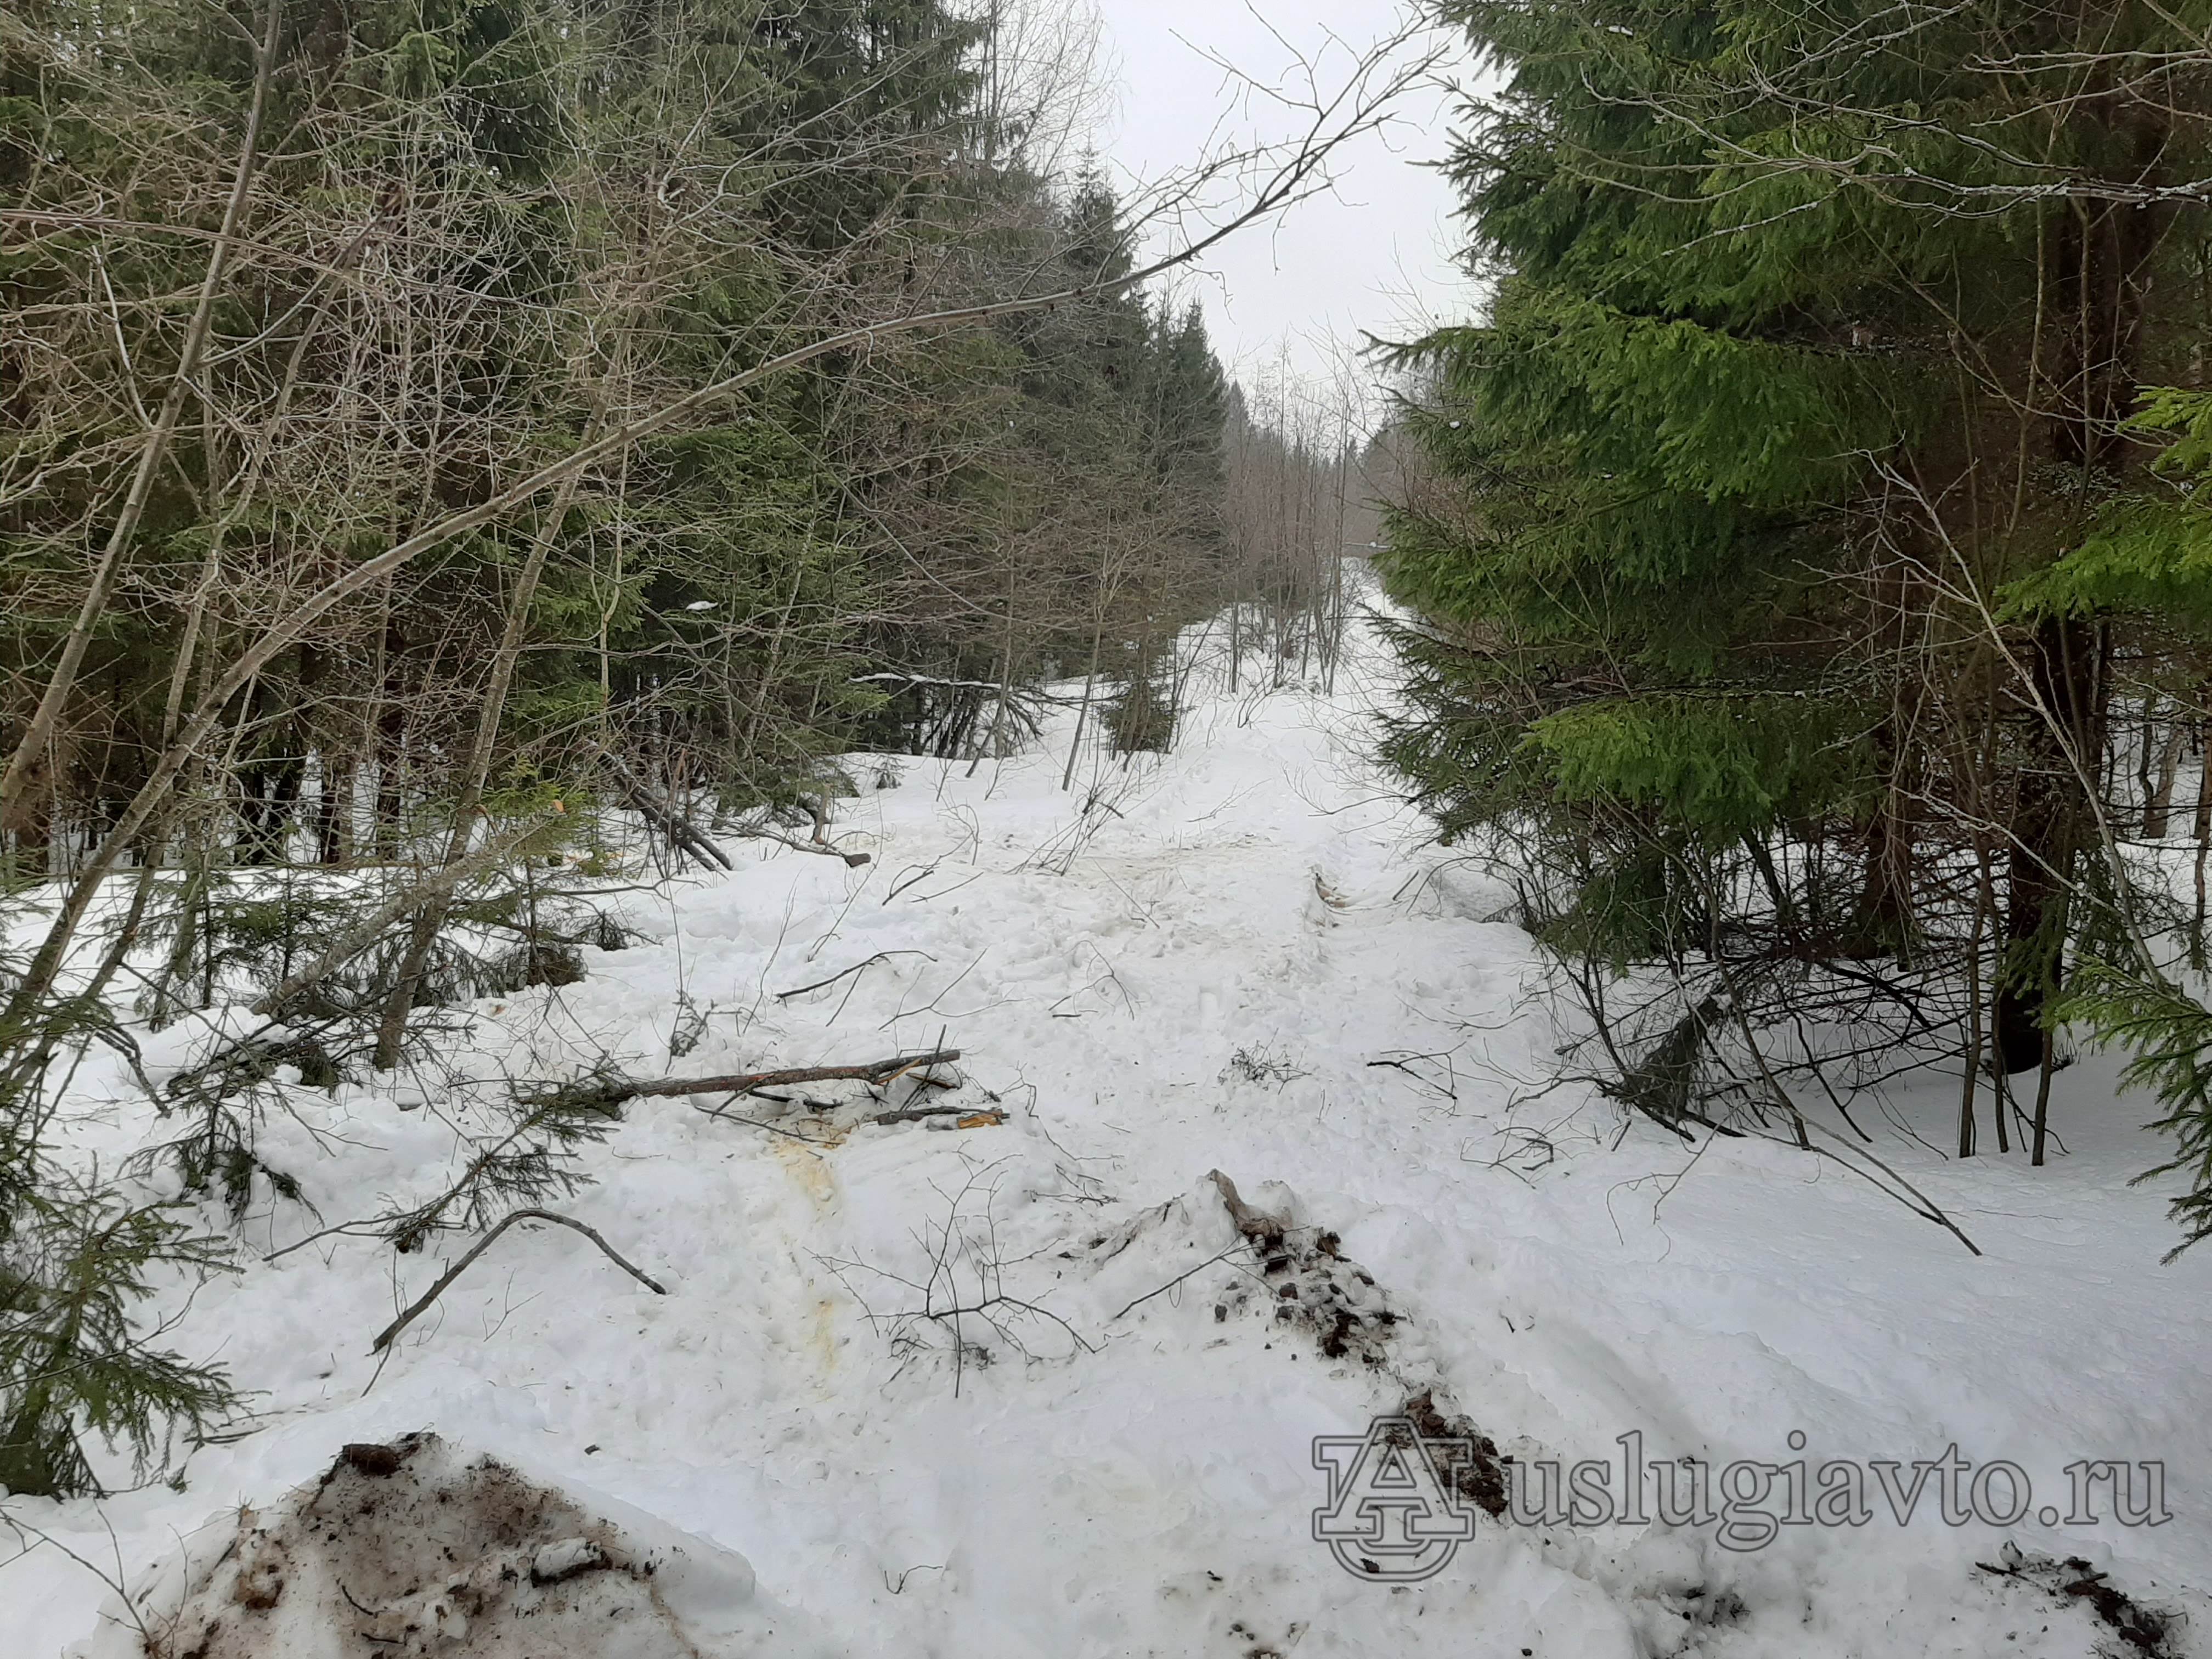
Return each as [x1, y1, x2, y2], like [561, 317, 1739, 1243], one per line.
[11, 603, 2212, 1657]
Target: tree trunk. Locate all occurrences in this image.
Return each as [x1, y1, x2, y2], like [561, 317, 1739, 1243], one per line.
[1994, 614, 2098, 1076]
[2146, 710, 2188, 839]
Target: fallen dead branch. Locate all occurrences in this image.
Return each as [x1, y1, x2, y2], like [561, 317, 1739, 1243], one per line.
[576, 1049, 962, 1109]
[821, 1164, 1092, 1397]
[740, 1090, 842, 1111]
[598, 751, 735, 872]
[732, 820, 873, 867]
[1365, 1051, 1460, 1102]
[1107, 1245, 1244, 1324]
[775, 951, 930, 1001]
[369, 1208, 666, 1353]
[723, 790, 872, 868]
[871, 1105, 1004, 1127]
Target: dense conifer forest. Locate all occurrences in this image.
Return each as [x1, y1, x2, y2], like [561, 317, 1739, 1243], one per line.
[9, 5, 2212, 1654]
[1380, 0, 2212, 1250]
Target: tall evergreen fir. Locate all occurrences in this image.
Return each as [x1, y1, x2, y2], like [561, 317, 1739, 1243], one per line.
[1383, 0, 2212, 1205]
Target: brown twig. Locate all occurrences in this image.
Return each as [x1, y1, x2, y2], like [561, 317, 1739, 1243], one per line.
[1107, 1245, 1245, 1324]
[775, 951, 930, 1001]
[369, 1208, 665, 1353]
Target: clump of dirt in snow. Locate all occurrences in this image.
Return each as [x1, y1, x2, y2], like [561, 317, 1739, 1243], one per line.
[106, 1431, 828, 1659]
[1202, 1171, 1509, 1517]
[1253, 1223, 1402, 1365]
[1398, 1387, 1509, 1519]
[1977, 1544, 2180, 1657]
[1198, 1170, 1402, 1368]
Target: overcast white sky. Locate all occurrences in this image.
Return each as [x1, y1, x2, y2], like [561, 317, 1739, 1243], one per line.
[1090, 2, 1476, 400]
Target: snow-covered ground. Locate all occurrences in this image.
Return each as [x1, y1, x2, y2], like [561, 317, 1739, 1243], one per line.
[13, 610, 2212, 1656]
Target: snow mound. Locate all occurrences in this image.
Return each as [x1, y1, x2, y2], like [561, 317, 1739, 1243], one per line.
[77, 1432, 839, 1659]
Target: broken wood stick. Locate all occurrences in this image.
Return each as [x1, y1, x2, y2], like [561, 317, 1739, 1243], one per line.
[598, 750, 735, 872]
[607, 1049, 961, 1106]
[721, 790, 872, 867]
[871, 1104, 1004, 1126]
[732, 820, 873, 867]
[369, 1208, 665, 1353]
[741, 1089, 843, 1112]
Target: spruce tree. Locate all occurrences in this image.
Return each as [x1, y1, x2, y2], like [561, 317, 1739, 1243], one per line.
[1386, 0, 2212, 1164]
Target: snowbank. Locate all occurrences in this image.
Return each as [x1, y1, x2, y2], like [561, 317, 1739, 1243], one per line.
[12, 609, 2212, 1656]
[67, 1432, 835, 1659]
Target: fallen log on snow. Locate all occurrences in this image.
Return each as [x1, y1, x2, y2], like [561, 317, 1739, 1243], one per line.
[570, 1049, 962, 1110]
[596, 749, 736, 872]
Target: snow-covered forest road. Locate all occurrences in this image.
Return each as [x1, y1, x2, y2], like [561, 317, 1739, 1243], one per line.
[18, 618, 2212, 1657]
